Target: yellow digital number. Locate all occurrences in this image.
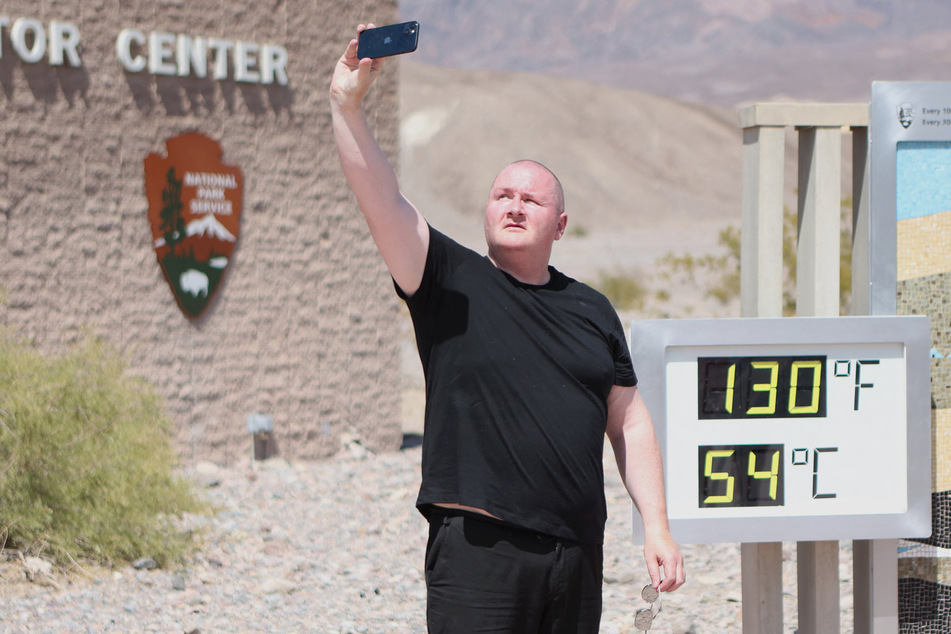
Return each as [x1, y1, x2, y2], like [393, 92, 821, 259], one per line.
[788, 359, 822, 415]
[703, 449, 735, 504]
[724, 363, 736, 414]
[747, 360, 779, 415]
[748, 450, 781, 500]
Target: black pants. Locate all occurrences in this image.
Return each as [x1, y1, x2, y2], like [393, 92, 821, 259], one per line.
[425, 510, 603, 633]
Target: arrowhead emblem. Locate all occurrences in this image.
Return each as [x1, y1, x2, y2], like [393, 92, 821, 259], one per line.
[898, 103, 915, 129]
[144, 132, 243, 319]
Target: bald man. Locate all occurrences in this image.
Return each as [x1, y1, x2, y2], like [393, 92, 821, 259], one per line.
[330, 25, 684, 634]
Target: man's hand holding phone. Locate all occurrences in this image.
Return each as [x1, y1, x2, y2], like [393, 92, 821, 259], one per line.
[358, 21, 419, 59]
[331, 22, 419, 112]
[330, 24, 382, 113]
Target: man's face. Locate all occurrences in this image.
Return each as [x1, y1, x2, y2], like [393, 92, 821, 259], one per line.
[483, 162, 567, 259]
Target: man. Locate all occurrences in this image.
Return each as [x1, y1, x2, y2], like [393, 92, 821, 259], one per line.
[330, 24, 685, 633]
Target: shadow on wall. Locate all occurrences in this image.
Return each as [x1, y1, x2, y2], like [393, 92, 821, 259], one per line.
[126, 72, 295, 117]
[0, 58, 90, 105]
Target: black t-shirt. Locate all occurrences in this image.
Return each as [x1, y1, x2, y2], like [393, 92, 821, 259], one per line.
[399, 227, 636, 544]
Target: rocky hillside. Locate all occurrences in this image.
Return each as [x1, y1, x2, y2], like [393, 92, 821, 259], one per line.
[398, 60, 747, 316]
[400, 0, 951, 106]
[387, 1, 925, 316]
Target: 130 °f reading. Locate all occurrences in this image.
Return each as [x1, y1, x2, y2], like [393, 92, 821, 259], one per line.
[698, 355, 828, 419]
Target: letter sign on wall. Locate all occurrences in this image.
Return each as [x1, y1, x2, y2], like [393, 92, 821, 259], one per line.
[144, 132, 243, 319]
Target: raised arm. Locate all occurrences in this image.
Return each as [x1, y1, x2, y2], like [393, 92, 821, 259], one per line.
[605, 384, 686, 593]
[329, 25, 429, 296]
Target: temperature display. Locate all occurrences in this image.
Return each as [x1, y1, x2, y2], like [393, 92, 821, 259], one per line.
[698, 356, 826, 419]
[629, 315, 931, 544]
[699, 444, 784, 507]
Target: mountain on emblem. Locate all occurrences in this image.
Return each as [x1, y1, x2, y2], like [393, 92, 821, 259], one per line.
[144, 132, 243, 319]
[186, 214, 237, 242]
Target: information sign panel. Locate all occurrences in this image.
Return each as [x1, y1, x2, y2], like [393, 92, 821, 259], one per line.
[870, 82, 951, 313]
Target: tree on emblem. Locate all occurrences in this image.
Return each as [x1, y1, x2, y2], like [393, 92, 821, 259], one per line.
[160, 167, 186, 257]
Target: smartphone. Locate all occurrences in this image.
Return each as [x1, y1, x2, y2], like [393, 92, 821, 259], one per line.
[357, 21, 420, 59]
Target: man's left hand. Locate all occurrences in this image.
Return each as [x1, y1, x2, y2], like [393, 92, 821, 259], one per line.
[643, 528, 686, 592]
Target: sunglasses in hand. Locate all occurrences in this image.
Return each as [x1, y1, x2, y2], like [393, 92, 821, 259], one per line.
[634, 584, 662, 631]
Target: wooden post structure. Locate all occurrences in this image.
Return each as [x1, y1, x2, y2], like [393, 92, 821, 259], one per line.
[738, 103, 894, 634]
[739, 108, 786, 633]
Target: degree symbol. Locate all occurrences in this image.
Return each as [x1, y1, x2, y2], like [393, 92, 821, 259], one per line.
[792, 448, 809, 466]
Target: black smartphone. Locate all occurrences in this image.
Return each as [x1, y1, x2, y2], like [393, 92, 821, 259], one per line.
[357, 21, 420, 59]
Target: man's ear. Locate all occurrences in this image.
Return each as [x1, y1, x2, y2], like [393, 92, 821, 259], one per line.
[555, 214, 568, 241]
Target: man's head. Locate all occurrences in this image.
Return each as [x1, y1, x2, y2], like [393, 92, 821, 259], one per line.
[483, 160, 567, 276]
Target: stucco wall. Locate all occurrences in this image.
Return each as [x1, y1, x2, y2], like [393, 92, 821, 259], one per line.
[0, 0, 403, 463]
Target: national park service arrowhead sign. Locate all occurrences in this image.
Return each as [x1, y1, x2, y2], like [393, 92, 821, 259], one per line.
[144, 132, 243, 319]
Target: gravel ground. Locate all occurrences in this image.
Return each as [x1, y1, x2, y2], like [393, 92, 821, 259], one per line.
[0, 440, 855, 633]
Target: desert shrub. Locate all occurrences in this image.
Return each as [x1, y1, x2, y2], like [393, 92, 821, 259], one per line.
[591, 269, 649, 311]
[0, 333, 206, 568]
[657, 201, 853, 316]
[568, 224, 589, 239]
[657, 225, 741, 309]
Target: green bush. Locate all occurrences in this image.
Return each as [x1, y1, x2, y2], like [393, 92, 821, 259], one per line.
[590, 269, 649, 312]
[656, 200, 854, 316]
[0, 333, 206, 568]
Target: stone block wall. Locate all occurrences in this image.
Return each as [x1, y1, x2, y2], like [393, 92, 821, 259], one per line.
[896, 162, 951, 628]
[0, 0, 404, 463]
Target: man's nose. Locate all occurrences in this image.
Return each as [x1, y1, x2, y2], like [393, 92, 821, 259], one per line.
[507, 197, 524, 215]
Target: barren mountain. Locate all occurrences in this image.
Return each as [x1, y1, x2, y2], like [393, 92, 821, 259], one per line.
[399, 61, 746, 316]
[395, 0, 924, 315]
[400, 0, 951, 106]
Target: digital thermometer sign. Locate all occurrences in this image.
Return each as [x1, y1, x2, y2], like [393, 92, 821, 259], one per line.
[630, 316, 931, 544]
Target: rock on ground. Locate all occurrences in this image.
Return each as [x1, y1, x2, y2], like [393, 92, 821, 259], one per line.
[0, 445, 855, 633]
